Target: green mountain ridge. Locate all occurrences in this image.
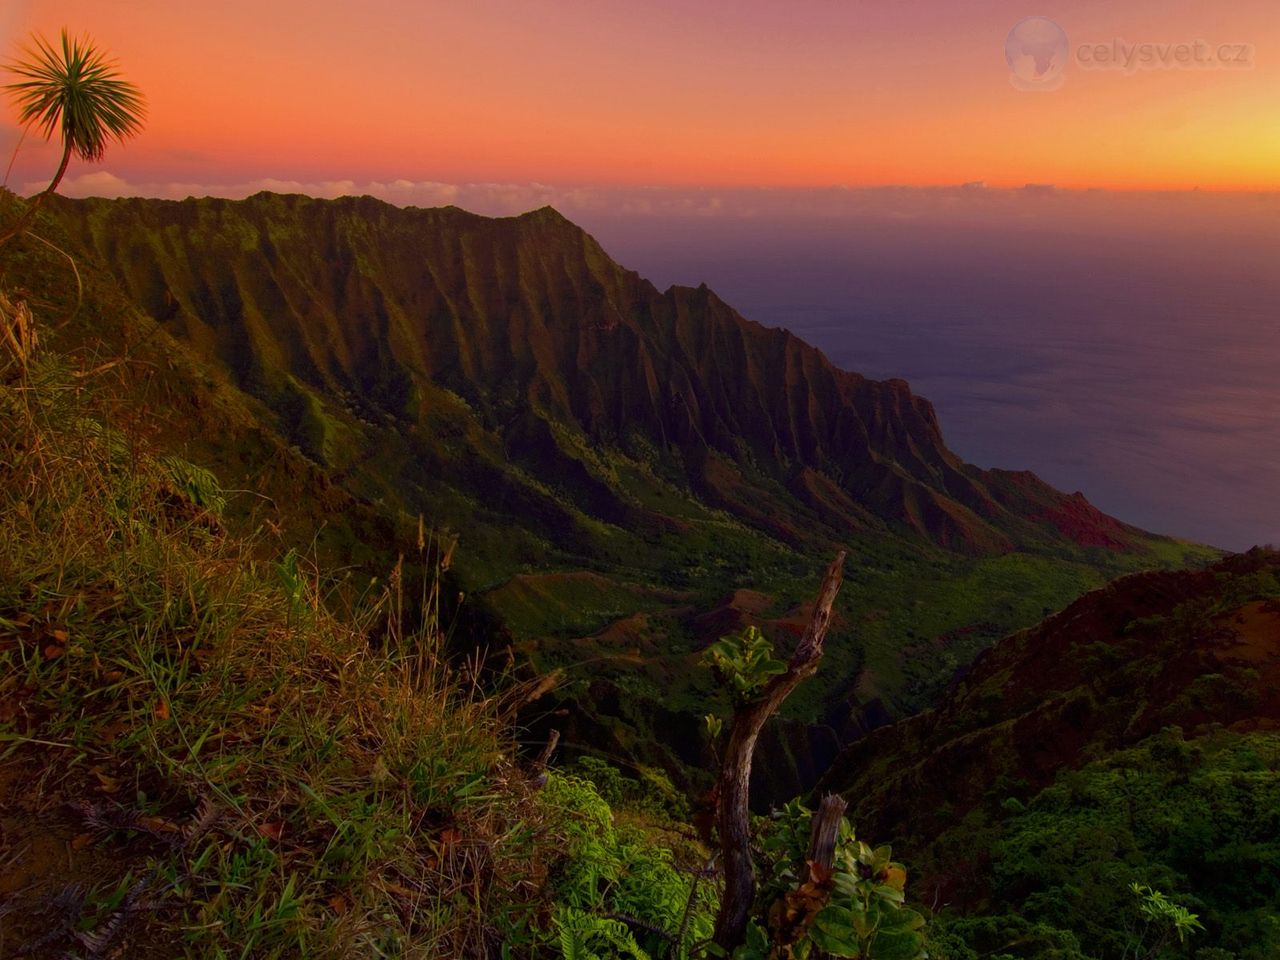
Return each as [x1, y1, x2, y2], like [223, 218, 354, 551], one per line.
[46, 192, 1171, 556]
[2, 189, 1271, 960]
[19, 191, 1216, 798]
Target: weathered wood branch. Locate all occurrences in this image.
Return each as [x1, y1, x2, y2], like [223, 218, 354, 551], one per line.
[535, 728, 561, 769]
[712, 551, 847, 951]
[529, 728, 560, 791]
[807, 794, 848, 873]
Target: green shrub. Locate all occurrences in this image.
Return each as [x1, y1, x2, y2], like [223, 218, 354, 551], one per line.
[533, 773, 715, 959]
[736, 799, 929, 960]
[570, 754, 691, 820]
[961, 730, 1280, 960]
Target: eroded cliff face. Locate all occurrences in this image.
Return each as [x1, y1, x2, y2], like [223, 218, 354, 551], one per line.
[52, 192, 1148, 557]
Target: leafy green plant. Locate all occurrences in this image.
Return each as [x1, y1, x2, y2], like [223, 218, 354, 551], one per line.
[555, 905, 652, 960]
[159, 454, 227, 516]
[702, 625, 787, 704]
[275, 546, 310, 623]
[737, 800, 929, 960]
[534, 773, 715, 960]
[1124, 883, 1203, 960]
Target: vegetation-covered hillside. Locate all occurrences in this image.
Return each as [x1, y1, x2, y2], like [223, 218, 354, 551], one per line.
[822, 550, 1280, 959]
[1, 197, 1270, 960]
[934, 729, 1280, 960]
[0, 296, 724, 957]
[25, 192, 1217, 803]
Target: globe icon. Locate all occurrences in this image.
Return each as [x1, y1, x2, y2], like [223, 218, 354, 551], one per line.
[1005, 17, 1069, 90]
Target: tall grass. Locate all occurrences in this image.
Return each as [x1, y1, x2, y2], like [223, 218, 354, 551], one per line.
[0, 329, 543, 957]
[0, 288, 37, 376]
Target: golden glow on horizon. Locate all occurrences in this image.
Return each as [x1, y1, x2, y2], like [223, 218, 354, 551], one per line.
[2, 0, 1277, 193]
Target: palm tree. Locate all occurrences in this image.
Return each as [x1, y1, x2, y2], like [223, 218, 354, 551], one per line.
[1, 29, 145, 244]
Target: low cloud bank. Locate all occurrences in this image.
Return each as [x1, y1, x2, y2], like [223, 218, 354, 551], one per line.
[13, 170, 1278, 241]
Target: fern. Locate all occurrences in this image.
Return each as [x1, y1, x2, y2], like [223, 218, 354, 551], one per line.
[535, 774, 715, 958]
[159, 454, 227, 516]
[554, 905, 652, 960]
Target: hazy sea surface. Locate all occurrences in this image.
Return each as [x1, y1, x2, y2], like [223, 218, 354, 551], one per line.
[578, 200, 1279, 551]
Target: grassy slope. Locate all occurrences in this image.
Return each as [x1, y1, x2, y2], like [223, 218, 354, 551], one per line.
[0, 289, 717, 957]
[0, 341, 513, 956]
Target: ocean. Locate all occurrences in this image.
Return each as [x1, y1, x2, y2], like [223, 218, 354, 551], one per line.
[578, 193, 1279, 551]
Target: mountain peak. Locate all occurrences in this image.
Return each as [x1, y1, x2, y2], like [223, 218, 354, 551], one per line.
[517, 204, 572, 222]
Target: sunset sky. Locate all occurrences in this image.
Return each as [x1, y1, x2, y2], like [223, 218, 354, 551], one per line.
[1, 0, 1277, 199]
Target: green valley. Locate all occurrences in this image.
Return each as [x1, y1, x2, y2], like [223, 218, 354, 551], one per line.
[15, 191, 1217, 799]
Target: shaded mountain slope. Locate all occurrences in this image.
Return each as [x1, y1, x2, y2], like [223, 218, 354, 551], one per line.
[816, 548, 1280, 959]
[820, 548, 1280, 881]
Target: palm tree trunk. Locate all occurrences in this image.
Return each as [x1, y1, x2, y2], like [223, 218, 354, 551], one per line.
[0, 142, 72, 247]
[42, 141, 74, 198]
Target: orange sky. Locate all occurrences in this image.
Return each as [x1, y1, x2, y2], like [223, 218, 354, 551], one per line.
[1, 0, 1277, 195]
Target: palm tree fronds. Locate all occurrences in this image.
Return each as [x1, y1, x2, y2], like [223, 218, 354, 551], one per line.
[5, 28, 146, 163]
